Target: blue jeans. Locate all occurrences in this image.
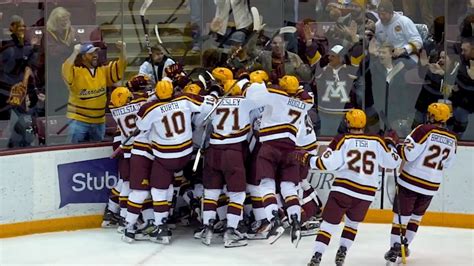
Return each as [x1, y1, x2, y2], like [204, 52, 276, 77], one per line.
[67, 119, 105, 144]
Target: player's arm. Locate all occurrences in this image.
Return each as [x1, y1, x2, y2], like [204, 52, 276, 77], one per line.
[113, 127, 122, 151]
[397, 126, 426, 162]
[308, 135, 345, 170]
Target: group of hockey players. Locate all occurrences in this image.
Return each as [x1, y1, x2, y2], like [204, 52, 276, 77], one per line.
[101, 58, 457, 266]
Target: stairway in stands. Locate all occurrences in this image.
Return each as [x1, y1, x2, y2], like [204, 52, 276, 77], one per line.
[95, 0, 201, 80]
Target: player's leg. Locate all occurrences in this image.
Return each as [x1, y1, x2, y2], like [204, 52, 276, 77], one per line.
[122, 154, 152, 243]
[200, 146, 224, 245]
[102, 177, 122, 228]
[336, 198, 372, 265]
[385, 186, 417, 263]
[223, 148, 247, 247]
[404, 192, 434, 250]
[118, 158, 131, 223]
[308, 191, 349, 266]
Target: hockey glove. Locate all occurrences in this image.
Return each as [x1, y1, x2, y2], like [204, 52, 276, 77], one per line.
[384, 129, 400, 148]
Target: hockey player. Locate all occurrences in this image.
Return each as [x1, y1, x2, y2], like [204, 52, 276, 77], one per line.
[245, 75, 313, 246]
[123, 80, 214, 244]
[300, 109, 401, 266]
[200, 79, 259, 248]
[384, 103, 457, 265]
[102, 75, 152, 228]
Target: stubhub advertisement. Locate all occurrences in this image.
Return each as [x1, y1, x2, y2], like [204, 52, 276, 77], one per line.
[58, 158, 119, 208]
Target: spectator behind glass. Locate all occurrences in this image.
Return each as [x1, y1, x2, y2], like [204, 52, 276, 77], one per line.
[375, 0, 423, 67]
[0, 15, 41, 148]
[401, 0, 433, 26]
[449, 37, 474, 139]
[45, 7, 80, 116]
[412, 49, 455, 129]
[314, 44, 357, 135]
[249, 34, 311, 83]
[138, 44, 175, 87]
[62, 41, 126, 143]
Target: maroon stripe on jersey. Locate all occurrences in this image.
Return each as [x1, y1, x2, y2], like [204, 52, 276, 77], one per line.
[153, 200, 169, 213]
[316, 230, 332, 245]
[328, 134, 346, 150]
[227, 203, 244, 216]
[133, 142, 153, 152]
[341, 226, 357, 240]
[399, 171, 440, 191]
[332, 178, 377, 196]
[152, 140, 193, 153]
[259, 125, 298, 138]
[211, 125, 251, 140]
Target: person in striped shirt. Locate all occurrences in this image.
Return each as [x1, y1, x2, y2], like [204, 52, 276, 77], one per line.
[301, 109, 401, 266]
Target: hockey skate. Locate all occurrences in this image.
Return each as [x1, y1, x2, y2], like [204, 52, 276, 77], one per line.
[301, 216, 321, 237]
[101, 209, 120, 228]
[150, 223, 172, 244]
[384, 243, 402, 265]
[121, 225, 137, 244]
[335, 246, 347, 266]
[268, 210, 285, 244]
[135, 220, 156, 240]
[246, 219, 271, 240]
[201, 221, 215, 246]
[289, 214, 301, 248]
[307, 252, 322, 266]
[116, 217, 126, 234]
[224, 228, 248, 248]
[213, 219, 227, 235]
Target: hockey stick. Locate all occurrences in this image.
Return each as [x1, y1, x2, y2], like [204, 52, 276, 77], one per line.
[192, 79, 240, 172]
[380, 61, 404, 209]
[158, 0, 185, 25]
[379, 110, 406, 264]
[154, 24, 172, 55]
[140, 0, 159, 83]
[110, 128, 140, 158]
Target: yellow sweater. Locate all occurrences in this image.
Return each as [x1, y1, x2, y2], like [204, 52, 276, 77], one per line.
[62, 59, 126, 124]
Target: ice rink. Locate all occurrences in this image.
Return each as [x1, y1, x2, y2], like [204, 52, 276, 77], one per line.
[1, 223, 473, 266]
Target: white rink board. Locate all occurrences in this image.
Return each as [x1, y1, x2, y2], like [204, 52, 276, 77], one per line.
[0, 144, 473, 225]
[0, 146, 113, 224]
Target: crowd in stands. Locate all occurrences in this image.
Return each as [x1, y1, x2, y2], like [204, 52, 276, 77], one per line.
[0, 0, 473, 150]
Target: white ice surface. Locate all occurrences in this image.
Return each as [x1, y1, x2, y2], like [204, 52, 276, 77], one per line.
[1, 223, 473, 266]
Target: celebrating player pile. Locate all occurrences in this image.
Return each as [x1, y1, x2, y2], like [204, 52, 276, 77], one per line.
[101, 57, 456, 265]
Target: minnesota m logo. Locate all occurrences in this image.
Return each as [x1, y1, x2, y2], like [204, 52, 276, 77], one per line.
[322, 81, 349, 103]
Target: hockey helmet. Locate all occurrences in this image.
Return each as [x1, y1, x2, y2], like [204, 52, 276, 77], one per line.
[155, 80, 174, 100]
[250, 70, 269, 84]
[427, 102, 450, 123]
[212, 67, 234, 83]
[127, 74, 152, 92]
[111, 86, 133, 108]
[345, 109, 367, 129]
[279, 75, 300, 95]
[183, 83, 202, 95]
[223, 79, 242, 96]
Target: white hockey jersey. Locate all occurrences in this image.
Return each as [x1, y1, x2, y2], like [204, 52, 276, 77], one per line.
[296, 114, 318, 155]
[110, 92, 148, 158]
[310, 133, 401, 201]
[136, 93, 214, 159]
[244, 82, 313, 144]
[397, 124, 457, 196]
[209, 96, 259, 145]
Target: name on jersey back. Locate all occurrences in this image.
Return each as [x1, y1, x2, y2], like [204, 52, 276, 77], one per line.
[111, 103, 140, 116]
[160, 102, 180, 113]
[287, 98, 306, 110]
[430, 134, 455, 147]
[221, 98, 241, 106]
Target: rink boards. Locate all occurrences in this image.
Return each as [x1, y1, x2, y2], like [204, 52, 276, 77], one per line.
[0, 142, 473, 238]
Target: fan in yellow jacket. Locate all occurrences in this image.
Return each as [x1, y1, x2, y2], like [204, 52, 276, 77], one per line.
[62, 41, 126, 143]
